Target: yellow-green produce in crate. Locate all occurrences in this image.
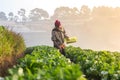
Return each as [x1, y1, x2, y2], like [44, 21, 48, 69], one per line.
[65, 37, 77, 44]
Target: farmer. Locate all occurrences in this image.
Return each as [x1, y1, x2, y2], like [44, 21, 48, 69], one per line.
[51, 20, 69, 56]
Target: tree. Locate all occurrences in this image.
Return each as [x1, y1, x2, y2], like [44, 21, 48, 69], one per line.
[29, 8, 49, 21]
[80, 5, 91, 19]
[14, 15, 19, 23]
[18, 8, 25, 16]
[51, 7, 80, 20]
[0, 12, 7, 21]
[69, 7, 80, 19]
[51, 7, 71, 20]
[41, 10, 49, 19]
[8, 12, 14, 21]
[18, 8, 27, 23]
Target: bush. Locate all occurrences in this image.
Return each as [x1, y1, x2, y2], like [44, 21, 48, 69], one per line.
[0, 26, 26, 77]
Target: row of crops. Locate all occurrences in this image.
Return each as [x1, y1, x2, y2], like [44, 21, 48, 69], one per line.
[4, 45, 120, 80]
[65, 46, 120, 80]
[5, 46, 86, 80]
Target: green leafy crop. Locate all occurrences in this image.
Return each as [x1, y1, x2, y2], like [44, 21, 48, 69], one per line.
[5, 46, 86, 80]
[65, 46, 120, 80]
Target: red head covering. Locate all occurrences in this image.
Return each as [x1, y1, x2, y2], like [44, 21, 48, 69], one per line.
[55, 20, 61, 27]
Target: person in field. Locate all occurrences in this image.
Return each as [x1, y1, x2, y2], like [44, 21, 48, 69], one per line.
[51, 20, 69, 56]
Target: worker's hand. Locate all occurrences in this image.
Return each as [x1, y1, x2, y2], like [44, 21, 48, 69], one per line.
[62, 44, 65, 48]
[60, 44, 65, 49]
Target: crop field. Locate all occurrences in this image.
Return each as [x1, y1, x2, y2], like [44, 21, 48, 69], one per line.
[4, 45, 120, 80]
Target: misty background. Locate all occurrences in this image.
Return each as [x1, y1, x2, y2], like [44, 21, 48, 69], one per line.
[1, 5, 120, 51]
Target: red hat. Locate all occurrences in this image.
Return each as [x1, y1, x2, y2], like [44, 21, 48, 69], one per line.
[55, 20, 61, 27]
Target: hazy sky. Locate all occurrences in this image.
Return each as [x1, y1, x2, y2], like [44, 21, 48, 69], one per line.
[1, 0, 120, 16]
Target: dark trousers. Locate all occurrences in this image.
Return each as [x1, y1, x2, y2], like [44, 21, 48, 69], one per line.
[59, 48, 66, 56]
[54, 45, 66, 56]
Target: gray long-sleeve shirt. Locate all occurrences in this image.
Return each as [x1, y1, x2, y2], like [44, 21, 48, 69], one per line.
[51, 27, 69, 48]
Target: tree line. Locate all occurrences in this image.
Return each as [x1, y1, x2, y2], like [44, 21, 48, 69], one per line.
[0, 5, 120, 23]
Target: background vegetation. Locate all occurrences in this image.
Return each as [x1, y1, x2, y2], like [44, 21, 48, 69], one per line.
[0, 5, 120, 22]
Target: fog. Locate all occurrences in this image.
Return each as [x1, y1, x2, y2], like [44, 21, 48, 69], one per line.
[2, 18, 120, 52]
[1, 6, 120, 52]
[60, 19, 120, 52]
